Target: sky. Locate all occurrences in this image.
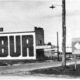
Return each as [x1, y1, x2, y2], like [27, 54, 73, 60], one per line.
[0, 0, 80, 51]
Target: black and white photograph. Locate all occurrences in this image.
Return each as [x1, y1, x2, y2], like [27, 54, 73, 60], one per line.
[0, 0, 80, 80]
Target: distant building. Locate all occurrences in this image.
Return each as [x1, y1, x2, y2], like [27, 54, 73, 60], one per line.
[34, 27, 45, 60]
[34, 27, 44, 46]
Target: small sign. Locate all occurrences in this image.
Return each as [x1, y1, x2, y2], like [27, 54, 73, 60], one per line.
[72, 38, 80, 70]
[72, 38, 80, 54]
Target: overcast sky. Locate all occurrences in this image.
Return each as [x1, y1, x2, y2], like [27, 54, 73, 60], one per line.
[0, 0, 80, 50]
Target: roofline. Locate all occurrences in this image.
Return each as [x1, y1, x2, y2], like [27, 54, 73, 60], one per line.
[0, 31, 35, 34]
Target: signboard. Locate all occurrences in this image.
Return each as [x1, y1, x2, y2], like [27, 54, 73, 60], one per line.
[72, 38, 80, 70]
[0, 32, 36, 60]
[72, 38, 80, 54]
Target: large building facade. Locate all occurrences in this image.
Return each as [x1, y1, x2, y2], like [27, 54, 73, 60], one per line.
[0, 27, 45, 64]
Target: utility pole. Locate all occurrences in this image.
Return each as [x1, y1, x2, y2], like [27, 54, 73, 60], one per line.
[50, 0, 66, 66]
[57, 32, 59, 61]
[62, 0, 66, 67]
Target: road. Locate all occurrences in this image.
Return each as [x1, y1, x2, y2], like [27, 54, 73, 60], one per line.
[0, 75, 70, 80]
[0, 59, 80, 75]
[0, 60, 61, 74]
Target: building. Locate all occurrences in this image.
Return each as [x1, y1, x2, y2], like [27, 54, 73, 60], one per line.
[34, 27, 45, 60]
[34, 27, 44, 46]
[0, 27, 45, 65]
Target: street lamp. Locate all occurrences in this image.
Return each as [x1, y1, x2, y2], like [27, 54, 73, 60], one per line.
[50, 0, 66, 67]
[49, 5, 55, 9]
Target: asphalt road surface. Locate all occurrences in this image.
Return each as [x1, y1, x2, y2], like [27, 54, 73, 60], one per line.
[0, 60, 61, 74]
[0, 59, 80, 78]
[0, 75, 71, 80]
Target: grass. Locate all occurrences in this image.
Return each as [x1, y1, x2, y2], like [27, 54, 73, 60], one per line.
[30, 64, 80, 77]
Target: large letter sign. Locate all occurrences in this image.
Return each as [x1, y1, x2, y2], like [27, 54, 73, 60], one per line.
[9, 36, 21, 57]
[0, 32, 36, 60]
